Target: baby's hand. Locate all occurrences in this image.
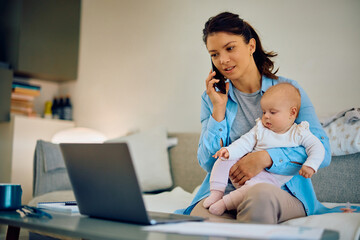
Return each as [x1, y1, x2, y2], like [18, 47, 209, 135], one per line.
[213, 148, 229, 160]
[299, 165, 315, 178]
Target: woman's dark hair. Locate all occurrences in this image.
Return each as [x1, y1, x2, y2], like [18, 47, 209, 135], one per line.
[203, 12, 278, 79]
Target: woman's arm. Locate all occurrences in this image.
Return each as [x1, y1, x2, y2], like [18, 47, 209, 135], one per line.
[230, 151, 272, 186]
[197, 93, 229, 173]
[197, 71, 230, 173]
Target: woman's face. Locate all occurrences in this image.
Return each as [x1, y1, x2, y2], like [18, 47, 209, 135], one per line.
[207, 32, 255, 81]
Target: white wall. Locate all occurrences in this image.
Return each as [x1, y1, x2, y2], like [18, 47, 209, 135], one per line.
[69, 0, 360, 138]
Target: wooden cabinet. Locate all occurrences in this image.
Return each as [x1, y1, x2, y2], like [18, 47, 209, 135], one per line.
[0, 68, 12, 121]
[0, 0, 81, 82]
[0, 115, 75, 204]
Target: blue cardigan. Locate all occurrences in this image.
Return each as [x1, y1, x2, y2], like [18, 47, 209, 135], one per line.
[176, 75, 358, 215]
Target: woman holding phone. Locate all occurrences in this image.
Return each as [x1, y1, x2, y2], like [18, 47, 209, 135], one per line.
[176, 12, 332, 223]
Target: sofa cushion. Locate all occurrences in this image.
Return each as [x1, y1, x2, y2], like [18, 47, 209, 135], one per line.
[33, 140, 73, 198]
[323, 110, 360, 156]
[312, 152, 360, 203]
[106, 126, 173, 192]
[168, 133, 206, 193]
[51, 127, 107, 143]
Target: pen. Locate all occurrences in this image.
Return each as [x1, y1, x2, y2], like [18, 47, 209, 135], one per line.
[65, 201, 77, 206]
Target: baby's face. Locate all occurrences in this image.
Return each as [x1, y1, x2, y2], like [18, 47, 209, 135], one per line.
[260, 96, 296, 134]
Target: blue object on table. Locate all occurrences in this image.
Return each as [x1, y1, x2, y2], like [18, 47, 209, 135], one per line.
[0, 184, 22, 210]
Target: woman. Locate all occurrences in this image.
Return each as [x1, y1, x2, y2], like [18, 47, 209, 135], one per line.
[177, 12, 332, 223]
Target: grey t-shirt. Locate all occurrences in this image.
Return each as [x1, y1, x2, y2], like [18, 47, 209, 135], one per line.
[225, 87, 263, 193]
[229, 88, 263, 144]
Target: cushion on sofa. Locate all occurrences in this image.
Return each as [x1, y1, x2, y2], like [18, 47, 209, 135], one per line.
[168, 133, 206, 193]
[323, 115, 360, 156]
[312, 152, 360, 203]
[106, 126, 173, 192]
[33, 140, 73, 197]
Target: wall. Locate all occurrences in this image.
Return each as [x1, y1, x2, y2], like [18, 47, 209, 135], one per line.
[69, 0, 360, 138]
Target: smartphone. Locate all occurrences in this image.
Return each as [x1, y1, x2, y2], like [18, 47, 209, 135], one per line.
[211, 61, 226, 94]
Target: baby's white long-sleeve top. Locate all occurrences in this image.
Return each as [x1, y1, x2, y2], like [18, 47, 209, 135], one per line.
[225, 118, 325, 172]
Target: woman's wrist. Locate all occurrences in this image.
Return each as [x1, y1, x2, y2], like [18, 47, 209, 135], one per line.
[261, 151, 273, 168]
[212, 105, 226, 122]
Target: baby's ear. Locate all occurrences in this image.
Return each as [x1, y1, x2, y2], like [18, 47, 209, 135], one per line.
[290, 107, 298, 117]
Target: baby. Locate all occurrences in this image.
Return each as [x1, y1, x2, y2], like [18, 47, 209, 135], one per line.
[203, 82, 325, 215]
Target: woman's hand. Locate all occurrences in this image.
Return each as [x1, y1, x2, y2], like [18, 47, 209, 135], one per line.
[205, 70, 229, 122]
[229, 151, 272, 186]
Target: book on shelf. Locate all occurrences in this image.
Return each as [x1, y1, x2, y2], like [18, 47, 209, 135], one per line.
[10, 93, 37, 116]
[11, 99, 34, 108]
[12, 80, 41, 90]
[11, 92, 36, 101]
[10, 99, 37, 116]
[12, 81, 41, 96]
[12, 87, 40, 96]
[10, 83, 40, 117]
[11, 105, 34, 113]
[12, 82, 41, 90]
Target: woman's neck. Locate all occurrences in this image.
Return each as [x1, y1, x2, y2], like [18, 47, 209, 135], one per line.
[232, 69, 262, 94]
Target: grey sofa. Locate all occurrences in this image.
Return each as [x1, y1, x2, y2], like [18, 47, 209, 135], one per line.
[30, 132, 360, 240]
[32, 132, 360, 202]
[169, 133, 360, 204]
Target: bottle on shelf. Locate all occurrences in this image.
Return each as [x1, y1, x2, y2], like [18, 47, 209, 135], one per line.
[51, 97, 59, 119]
[58, 96, 64, 120]
[63, 95, 73, 121]
[44, 101, 52, 119]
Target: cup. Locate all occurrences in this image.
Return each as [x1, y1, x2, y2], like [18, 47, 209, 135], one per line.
[0, 184, 22, 210]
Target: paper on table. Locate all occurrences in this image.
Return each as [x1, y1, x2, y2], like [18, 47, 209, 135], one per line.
[143, 222, 324, 240]
[37, 202, 79, 213]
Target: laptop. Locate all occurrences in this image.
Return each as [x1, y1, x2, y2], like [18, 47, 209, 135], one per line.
[59, 142, 205, 225]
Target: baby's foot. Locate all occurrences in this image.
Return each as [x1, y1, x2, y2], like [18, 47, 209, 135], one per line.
[209, 199, 226, 216]
[203, 190, 223, 209]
